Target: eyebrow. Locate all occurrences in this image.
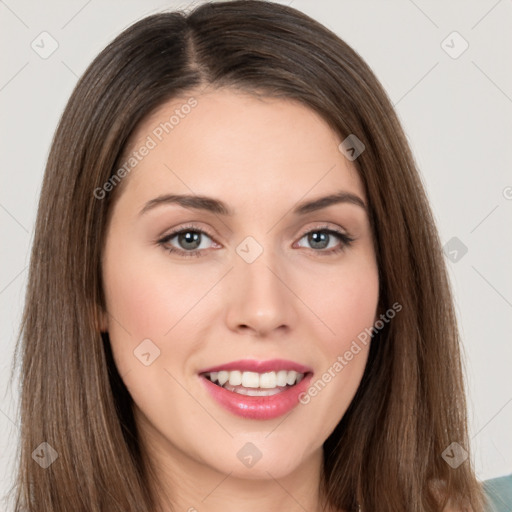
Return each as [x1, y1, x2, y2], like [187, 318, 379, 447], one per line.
[139, 190, 367, 217]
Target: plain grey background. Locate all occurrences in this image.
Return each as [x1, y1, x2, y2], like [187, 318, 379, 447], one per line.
[1, 0, 511, 506]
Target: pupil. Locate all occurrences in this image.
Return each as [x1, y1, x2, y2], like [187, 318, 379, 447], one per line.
[179, 231, 201, 250]
[309, 231, 328, 249]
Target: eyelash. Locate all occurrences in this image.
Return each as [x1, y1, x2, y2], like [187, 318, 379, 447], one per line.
[156, 223, 355, 259]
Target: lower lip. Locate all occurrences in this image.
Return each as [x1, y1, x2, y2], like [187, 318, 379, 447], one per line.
[199, 373, 314, 420]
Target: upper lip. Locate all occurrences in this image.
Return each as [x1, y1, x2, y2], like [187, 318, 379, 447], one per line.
[198, 359, 313, 375]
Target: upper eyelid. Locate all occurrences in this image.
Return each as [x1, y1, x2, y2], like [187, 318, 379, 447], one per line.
[158, 223, 351, 249]
[159, 224, 216, 242]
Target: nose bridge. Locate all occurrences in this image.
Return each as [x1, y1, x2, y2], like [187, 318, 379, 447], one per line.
[226, 235, 297, 335]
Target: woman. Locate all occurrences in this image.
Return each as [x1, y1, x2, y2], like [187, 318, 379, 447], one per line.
[10, 1, 487, 510]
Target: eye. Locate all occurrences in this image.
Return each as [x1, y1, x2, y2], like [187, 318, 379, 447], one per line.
[295, 226, 354, 255]
[156, 224, 354, 258]
[157, 225, 219, 258]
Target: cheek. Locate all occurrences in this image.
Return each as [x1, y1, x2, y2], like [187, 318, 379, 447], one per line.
[337, 276, 379, 344]
[296, 255, 378, 400]
[101, 257, 204, 421]
[294, 264, 378, 439]
[101, 241, 207, 376]
[103, 268, 165, 348]
[301, 258, 379, 349]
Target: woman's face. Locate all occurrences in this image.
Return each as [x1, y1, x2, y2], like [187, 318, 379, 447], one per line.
[101, 88, 379, 486]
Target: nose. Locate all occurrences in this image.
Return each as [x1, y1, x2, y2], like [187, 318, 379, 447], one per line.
[224, 248, 299, 338]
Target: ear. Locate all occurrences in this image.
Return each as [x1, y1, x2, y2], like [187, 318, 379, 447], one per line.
[95, 305, 109, 333]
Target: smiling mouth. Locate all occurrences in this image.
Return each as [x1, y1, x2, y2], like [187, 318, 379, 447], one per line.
[202, 369, 310, 397]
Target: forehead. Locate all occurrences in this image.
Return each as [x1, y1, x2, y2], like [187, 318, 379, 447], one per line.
[118, 88, 365, 207]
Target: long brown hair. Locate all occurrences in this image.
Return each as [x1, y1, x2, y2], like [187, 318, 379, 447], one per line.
[9, 1, 485, 510]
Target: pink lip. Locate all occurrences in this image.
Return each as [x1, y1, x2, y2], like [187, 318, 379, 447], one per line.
[199, 371, 314, 420]
[198, 358, 313, 375]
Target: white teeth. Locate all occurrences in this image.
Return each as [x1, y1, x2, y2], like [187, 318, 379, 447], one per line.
[205, 369, 306, 389]
[286, 370, 298, 386]
[259, 372, 277, 388]
[217, 371, 229, 386]
[228, 370, 242, 386]
[241, 371, 260, 388]
[276, 370, 288, 387]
